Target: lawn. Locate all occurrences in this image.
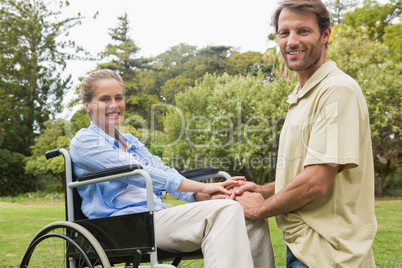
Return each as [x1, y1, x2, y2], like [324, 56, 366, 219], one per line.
[0, 197, 400, 267]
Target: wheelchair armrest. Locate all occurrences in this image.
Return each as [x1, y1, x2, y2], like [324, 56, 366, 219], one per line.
[179, 167, 218, 179]
[69, 165, 154, 212]
[179, 167, 231, 181]
[78, 164, 143, 181]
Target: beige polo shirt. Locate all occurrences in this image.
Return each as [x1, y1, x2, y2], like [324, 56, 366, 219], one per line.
[275, 61, 377, 267]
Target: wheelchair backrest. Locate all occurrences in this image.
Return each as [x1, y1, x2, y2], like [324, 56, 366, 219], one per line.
[45, 148, 87, 221]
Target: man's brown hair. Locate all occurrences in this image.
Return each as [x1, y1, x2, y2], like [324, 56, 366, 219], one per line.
[272, 0, 331, 36]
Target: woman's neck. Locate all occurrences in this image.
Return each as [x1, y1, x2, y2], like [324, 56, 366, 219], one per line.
[114, 130, 127, 152]
[104, 126, 116, 139]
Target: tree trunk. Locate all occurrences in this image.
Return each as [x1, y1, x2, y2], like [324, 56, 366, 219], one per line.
[375, 174, 384, 197]
[375, 158, 391, 197]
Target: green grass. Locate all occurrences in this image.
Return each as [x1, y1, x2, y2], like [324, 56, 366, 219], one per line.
[372, 200, 402, 267]
[0, 197, 400, 267]
[0, 201, 65, 267]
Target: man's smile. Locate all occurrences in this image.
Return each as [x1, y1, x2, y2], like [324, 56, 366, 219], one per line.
[288, 50, 304, 55]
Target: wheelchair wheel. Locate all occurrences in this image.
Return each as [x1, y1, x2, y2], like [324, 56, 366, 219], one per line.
[20, 221, 110, 268]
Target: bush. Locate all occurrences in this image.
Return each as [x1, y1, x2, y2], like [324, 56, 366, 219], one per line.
[0, 149, 34, 196]
[384, 170, 402, 197]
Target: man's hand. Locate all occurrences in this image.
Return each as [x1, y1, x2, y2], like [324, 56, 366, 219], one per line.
[209, 178, 263, 200]
[235, 191, 265, 220]
[207, 176, 247, 199]
[221, 180, 263, 200]
[235, 181, 262, 195]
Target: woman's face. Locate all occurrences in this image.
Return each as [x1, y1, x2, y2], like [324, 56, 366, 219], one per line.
[84, 78, 125, 135]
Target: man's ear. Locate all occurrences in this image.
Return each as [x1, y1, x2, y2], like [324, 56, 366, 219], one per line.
[322, 27, 331, 44]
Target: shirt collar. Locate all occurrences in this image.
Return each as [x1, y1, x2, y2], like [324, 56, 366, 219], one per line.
[89, 121, 137, 150]
[88, 121, 112, 143]
[287, 61, 337, 105]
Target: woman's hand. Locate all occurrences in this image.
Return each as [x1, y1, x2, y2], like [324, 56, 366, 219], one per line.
[200, 177, 245, 195]
[221, 176, 246, 190]
[191, 177, 247, 201]
[193, 192, 213, 201]
[206, 176, 247, 200]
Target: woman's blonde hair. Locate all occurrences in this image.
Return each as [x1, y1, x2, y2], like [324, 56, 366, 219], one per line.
[80, 69, 124, 103]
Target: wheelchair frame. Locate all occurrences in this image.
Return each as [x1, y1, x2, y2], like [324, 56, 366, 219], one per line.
[20, 148, 231, 268]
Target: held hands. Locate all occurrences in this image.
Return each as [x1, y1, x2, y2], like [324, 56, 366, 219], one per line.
[193, 177, 247, 201]
[205, 176, 247, 199]
[192, 176, 265, 219]
[204, 177, 247, 195]
[211, 176, 265, 220]
[214, 177, 262, 200]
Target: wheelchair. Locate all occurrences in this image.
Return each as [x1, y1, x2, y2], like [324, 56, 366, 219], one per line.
[20, 148, 231, 268]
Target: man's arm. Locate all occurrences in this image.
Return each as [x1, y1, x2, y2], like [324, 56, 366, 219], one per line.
[235, 164, 339, 219]
[260, 182, 275, 199]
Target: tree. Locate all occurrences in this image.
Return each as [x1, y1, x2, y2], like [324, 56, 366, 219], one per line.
[0, 136, 30, 196]
[226, 51, 269, 76]
[324, 0, 360, 25]
[25, 120, 71, 192]
[0, 0, 85, 155]
[336, 0, 402, 195]
[328, 25, 386, 78]
[98, 13, 151, 88]
[358, 61, 402, 196]
[143, 44, 271, 104]
[382, 17, 402, 62]
[156, 45, 234, 103]
[140, 43, 198, 97]
[343, 0, 401, 40]
[0, 0, 87, 195]
[162, 73, 290, 184]
[97, 13, 160, 130]
[328, 25, 402, 196]
[25, 110, 90, 192]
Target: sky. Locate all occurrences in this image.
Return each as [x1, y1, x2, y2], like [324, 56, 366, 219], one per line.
[56, 0, 391, 118]
[60, 0, 278, 115]
[59, 0, 279, 117]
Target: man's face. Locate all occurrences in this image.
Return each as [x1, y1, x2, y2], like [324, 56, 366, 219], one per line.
[277, 8, 329, 73]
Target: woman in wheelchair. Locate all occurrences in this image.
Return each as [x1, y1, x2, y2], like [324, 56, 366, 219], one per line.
[69, 69, 275, 267]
